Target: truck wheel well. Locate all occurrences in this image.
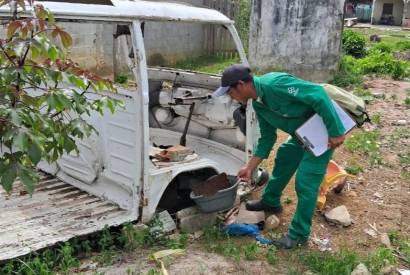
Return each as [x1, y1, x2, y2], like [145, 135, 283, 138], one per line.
[157, 168, 218, 214]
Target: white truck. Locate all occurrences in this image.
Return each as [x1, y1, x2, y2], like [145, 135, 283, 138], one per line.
[0, 0, 259, 261]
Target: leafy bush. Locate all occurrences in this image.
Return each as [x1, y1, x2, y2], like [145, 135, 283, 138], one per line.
[359, 51, 408, 80]
[331, 55, 363, 87]
[370, 42, 392, 54]
[396, 40, 410, 51]
[0, 2, 122, 193]
[343, 30, 367, 58]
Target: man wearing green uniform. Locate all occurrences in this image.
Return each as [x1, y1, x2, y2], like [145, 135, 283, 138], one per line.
[214, 64, 346, 249]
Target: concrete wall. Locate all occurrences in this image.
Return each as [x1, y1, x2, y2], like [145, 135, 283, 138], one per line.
[372, 0, 404, 25]
[248, 0, 345, 82]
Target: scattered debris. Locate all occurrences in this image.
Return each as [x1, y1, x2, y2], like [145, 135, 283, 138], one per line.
[381, 265, 395, 275]
[325, 205, 352, 227]
[351, 263, 371, 275]
[364, 228, 378, 238]
[380, 233, 392, 249]
[150, 249, 185, 275]
[374, 192, 383, 199]
[393, 120, 407, 126]
[191, 173, 230, 197]
[154, 145, 194, 162]
[265, 214, 280, 230]
[312, 233, 332, 251]
[372, 92, 385, 98]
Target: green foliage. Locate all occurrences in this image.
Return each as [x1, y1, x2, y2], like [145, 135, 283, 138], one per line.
[345, 165, 363, 175]
[115, 72, 129, 84]
[243, 242, 260, 260]
[0, 2, 122, 194]
[301, 250, 359, 275]
[343, 30, 366, 58]
[371, 112, 382, 126]
[359, 51, 408, 80]
[396, 40, 410, 51]
[345, 130, 381, 166]
[57, 243, 80, 273]
[405, 97, 410, 106]
[266, 246, 278, 265]
[365, 248, 397, 274]
[389, 231, 410, 264]
[370, 42, 392, 54]
[331, 55, 363, 87]
[175, 55, 240, 74]
[235, 0, 251, 50]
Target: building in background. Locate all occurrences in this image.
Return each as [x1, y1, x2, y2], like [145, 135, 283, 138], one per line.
[371, 0, 410, 26]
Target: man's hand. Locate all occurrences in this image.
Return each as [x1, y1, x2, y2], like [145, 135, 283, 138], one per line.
[238, 165, 253, 182]
[237, 156, 263, 183]
[328, 135, 346, 149]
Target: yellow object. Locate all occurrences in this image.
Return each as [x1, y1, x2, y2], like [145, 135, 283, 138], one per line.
[317, 160, 350, 210]
[150, 249, 185, 275]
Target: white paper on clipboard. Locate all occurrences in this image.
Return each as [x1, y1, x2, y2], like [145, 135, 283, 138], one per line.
[295, 100, 356, 157]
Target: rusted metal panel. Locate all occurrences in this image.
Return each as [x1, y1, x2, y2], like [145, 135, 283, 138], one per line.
[0, 174, 130, 262]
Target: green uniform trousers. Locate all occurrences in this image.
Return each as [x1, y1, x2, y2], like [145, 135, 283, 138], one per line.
[262, 137, 333, 241]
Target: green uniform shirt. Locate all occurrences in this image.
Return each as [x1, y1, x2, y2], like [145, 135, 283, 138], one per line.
[252, 72, 346, 159]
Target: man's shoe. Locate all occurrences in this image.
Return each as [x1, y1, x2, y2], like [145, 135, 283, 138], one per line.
[272, 234, 307, 249]
[245, 200, 283, 213]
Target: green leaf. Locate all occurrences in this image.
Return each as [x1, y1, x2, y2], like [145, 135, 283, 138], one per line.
[17, 164, 37, 194]
[63, 136, 76, 154]
[13, 131, 29, 151]
[48, 46, 58, 61]
[1, 163, 17, 193]
[106, 98, 115, 114]
[28, 143, 42, 165]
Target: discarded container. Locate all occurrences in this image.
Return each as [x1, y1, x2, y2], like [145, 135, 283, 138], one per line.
[190, 175, 239, 213]
[317, 160, 349, 210]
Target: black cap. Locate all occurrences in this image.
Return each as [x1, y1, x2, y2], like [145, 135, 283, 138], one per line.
[213, 64, 252, 96]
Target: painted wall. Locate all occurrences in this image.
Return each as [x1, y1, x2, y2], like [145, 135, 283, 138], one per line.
[248, 0, 345, 82]
[372, 0, 404, 25]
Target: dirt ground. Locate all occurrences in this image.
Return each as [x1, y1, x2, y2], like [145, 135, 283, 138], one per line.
[80, 79, 410, 275]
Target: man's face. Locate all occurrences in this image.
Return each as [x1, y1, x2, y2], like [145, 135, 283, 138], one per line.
[227, 80, 248, 105]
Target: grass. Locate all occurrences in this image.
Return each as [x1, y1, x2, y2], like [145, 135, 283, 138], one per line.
[0, 216, 189, 274]
[345, 164, 363, 175]
[345, 130, 381, 166]
[300, 250, 359, 275]
[175, 55, 240, 74]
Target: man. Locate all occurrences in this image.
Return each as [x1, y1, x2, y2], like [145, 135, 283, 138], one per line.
[214, 64, 346, 249]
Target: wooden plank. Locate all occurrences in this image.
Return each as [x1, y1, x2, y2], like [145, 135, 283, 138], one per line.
[0, 174, 129, 261]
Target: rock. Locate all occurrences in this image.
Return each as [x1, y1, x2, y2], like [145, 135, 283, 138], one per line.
[372, 92, 385, 98]
[364, 228, 377, 238]
[325, 205, 352, 227]
[265, 214, 280, 230]
[374, 192, 383, 199]
[380, 233, 392, 249]
[394, 120, 407, 126]
[351, 263, 371, 275]
[348, 191, 358, 197]
[179, 212, 217, 233]
[381, 264, 395, 274]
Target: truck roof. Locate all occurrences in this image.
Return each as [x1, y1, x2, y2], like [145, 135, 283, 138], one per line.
[0, 0, 233, 24]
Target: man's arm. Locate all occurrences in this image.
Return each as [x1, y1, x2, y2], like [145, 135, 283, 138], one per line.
[238, 112, 277, 181]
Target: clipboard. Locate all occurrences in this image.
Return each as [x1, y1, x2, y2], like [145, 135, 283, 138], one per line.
[295, 100, 356, 157]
